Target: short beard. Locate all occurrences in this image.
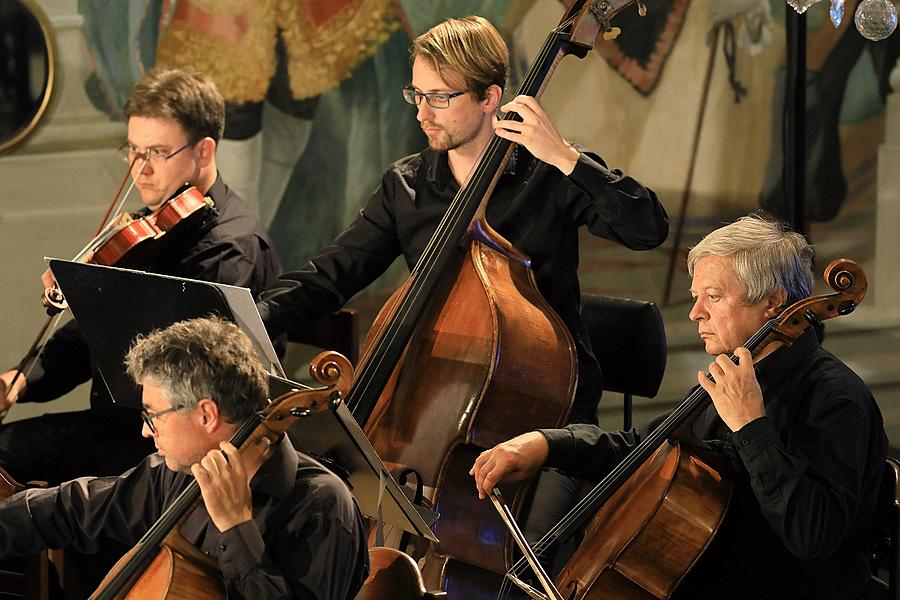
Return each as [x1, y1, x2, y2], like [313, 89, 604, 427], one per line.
[423, 124, 478, 154]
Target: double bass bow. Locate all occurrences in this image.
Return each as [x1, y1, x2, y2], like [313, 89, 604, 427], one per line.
[338, 1, 639, 596]
[494, 258, 868, 600]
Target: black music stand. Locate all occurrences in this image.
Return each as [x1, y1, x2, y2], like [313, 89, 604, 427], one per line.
[48, 259, 437, 542]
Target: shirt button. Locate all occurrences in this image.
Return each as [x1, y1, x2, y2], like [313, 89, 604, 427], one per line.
[741, 439, 750, 446]
[219, 544, 227, 552]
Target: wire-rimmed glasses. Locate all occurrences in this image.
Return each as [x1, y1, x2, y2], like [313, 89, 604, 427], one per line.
[401, 85, 467, 109]
[117, 141, 194, 165]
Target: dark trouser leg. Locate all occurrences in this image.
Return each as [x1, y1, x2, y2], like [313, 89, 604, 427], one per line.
[521, 468, 586, 575]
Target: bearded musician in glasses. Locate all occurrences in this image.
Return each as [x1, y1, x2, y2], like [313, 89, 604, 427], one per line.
[256, 15, 668, 545]
[0, 68, 281, 485]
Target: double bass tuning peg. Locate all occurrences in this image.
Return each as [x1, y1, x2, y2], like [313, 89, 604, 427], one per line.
[601, 0, 646, 41]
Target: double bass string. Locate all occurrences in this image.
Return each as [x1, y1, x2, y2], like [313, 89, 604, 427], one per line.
[344, 19, 566, 419]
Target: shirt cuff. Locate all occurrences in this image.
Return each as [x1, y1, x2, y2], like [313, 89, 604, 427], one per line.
[568, 152, 618, 187]
[537, 428, 577, 471]
[216, 520, 265, 577]
[732, 416, 780, 462]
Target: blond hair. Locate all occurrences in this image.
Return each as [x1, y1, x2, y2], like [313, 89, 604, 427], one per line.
[411, 16, 508, 99]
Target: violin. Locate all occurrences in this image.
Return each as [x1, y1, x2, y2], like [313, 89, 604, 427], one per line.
[1, 154, 213, 421]
[42, 185, 214, 312]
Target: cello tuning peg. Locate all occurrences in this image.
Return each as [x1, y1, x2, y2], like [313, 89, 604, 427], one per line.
[637, 1, 647, 16]
[603, 26, 622, 40]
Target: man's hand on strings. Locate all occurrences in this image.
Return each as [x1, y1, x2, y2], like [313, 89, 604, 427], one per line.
[470, 431, 549, 500]
[192, 441, 253, 532]
[697, 347, 766, 432]
[493, 95, 580, 176]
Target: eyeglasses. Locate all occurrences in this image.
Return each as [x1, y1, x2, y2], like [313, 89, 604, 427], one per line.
[117, 141, 194, 165]
[140, 405, 186, 434]
[401, 85, 467, 109]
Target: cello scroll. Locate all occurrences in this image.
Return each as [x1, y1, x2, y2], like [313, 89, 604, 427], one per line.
[767, 259, 867, 348]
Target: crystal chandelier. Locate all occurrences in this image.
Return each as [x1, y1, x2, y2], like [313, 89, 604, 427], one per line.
[787, 0, 897, 40]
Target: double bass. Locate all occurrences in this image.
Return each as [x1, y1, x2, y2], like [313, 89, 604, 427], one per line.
[340, 1, 639, 596]
[496, 259, 868, 599]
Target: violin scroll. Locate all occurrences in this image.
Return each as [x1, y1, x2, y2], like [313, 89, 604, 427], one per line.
[41, 285, 67, 314]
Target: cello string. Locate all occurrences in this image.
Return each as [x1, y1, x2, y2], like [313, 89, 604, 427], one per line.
[95, 410, 267, 599]
[502, 320, 781, 586]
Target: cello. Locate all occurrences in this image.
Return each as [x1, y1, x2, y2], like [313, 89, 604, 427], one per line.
[340, 1, 638, 596]
[82, 351, 354, 600]
[494, 258, 868, 599]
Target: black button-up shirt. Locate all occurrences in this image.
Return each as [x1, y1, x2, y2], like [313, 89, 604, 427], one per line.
[0, 437, 369, 600]
[542, 328, 887, 598]
[259, 147, 668, 423]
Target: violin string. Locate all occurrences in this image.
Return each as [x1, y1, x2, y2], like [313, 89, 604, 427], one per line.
[6, 156, 150, 422]
[72, 155, 149, 262]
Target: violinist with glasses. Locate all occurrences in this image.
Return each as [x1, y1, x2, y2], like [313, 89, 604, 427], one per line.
[472, 214, 887, 599]
[0, 68, 281, 485]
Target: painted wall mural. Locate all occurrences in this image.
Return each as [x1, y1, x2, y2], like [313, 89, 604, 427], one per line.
[74, 0, 894, 309]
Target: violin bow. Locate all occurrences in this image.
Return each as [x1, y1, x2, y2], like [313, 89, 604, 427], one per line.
[1, 155, 149, 420]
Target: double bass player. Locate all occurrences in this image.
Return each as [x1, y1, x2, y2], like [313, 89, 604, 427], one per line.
[257, 15, 668, 540]
[472, 214, 887, 599]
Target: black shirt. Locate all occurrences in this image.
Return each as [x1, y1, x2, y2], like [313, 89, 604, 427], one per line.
[0, 437, 369, 600]
[541, 329, 887, 598]
[19, 176, 282, 412]
[259, 147, 668, 423]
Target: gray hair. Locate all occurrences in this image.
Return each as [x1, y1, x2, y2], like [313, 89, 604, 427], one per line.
[687, 213, 814, 306]
[124, 316, 268, 423]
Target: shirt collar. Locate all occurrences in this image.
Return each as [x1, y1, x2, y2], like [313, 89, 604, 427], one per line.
[754, 326, 819, 394]
[425, 145, 521, 189]
[249, 436, 298, 500]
